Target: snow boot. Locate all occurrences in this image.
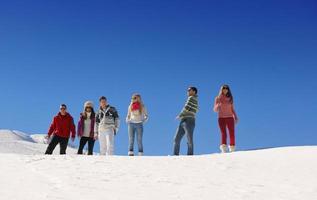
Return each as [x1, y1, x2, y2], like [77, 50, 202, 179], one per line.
[220, 144, 228, 153]
[229, 145, 236, 152]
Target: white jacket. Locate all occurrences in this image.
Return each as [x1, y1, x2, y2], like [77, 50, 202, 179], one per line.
[95, 105, 120, 134]
[126, 106, 148, 124]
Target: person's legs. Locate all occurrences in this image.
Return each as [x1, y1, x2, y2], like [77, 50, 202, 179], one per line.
[78, 137, 89, 154]
[105, 129, 115, 156]
[128, 123, 136, 154]
[218, 118, 228, 145]
[45, 135, 59, 155]
[87, 138, 95, 155]
[98, 131, 108, 155]
[59, 137, 69, 155]
[136, 123, 144, 154]
[184, 118, 195, 155]
[227, 117, 235, 148]
[173, 121, 185, 156]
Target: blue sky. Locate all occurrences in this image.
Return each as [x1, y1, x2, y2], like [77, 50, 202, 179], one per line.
[0, 0, 316, 155]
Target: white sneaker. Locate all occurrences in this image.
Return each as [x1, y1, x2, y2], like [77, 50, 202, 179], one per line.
[220, 144, 228, 153]
[138, 152, 144, 156]
[229, 145, 236, 152]
[128, 151, 134, 156]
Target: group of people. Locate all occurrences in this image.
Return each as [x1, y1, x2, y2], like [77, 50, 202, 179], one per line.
[44, 84, 238, 156]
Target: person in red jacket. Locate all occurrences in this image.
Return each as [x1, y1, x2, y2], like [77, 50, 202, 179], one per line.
[45, 104, 76, 155]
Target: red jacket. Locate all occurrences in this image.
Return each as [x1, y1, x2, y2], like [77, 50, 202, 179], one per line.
[48, 112, 76, 138]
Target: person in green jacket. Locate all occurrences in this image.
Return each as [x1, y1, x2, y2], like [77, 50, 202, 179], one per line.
[173, 86, 199, 156]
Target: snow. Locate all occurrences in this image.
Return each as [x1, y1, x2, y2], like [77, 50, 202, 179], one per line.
[0, 129, 316, 200]
[0, 130, 77, 155]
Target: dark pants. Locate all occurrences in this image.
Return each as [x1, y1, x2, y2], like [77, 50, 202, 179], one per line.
[173, 117, 196, 156]
[45, 135, 69, 155]
[77, 136, 95, 155]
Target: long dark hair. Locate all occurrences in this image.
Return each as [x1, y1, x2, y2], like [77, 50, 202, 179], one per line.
[81, 108, 96, 120]
[218, 84, 234, 103]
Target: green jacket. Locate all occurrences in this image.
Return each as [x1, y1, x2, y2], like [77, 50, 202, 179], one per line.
[178, 95, 198, 120]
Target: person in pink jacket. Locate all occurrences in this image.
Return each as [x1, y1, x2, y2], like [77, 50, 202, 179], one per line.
[77, 101, 96, 155]
[213, 85, 239, 153]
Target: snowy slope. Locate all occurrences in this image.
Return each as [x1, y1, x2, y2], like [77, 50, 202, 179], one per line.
[0, 130, 316, 200]
[0, 130, 77, 155]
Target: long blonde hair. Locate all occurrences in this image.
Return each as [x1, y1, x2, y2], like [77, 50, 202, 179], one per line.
[129, 93, 145, 113]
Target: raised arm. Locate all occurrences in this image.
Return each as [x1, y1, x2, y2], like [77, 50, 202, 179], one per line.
[213, 97, 220, 112]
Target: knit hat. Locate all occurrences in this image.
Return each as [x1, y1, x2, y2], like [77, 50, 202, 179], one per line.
[84, 101, 94, 110]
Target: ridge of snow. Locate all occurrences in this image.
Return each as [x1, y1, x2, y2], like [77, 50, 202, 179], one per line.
[0, 129, 316, 200]
[0, 129, 77, 155]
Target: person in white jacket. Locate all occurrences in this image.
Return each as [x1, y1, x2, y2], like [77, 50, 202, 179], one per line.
[126, 93, 148, 156]
[94, 96, 120, 156]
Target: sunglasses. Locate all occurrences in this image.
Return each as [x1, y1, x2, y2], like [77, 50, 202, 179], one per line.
[222, 87, 229, 90]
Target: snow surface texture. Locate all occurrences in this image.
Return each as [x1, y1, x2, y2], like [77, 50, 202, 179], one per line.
[0, 129, 316, 200]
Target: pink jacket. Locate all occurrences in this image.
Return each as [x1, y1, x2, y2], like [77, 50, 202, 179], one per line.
[77, 114, 95, 138]
[213, 95, 238, 119]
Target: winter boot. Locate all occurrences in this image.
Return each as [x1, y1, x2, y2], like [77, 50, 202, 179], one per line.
[128, 151, 134, 156]
[220, 144, 228, 153]
[229, 145, 236, 152]
[138, 152, 144, 156]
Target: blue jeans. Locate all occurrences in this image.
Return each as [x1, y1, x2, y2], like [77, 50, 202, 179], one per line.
[173, 118, 195, 155]
[128, 123, 144, 153]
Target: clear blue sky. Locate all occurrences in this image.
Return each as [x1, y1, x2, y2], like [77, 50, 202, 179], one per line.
[0, 0, 316, 155]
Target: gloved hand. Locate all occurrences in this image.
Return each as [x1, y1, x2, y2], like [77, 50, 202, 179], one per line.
[125, 118, 130, 123]
[114, 128, 119, 136]
[94, 133, 98, 140]
[44, 134, 52, 144]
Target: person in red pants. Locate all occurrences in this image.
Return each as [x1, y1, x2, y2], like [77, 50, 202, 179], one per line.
[213, 85, 239, 153]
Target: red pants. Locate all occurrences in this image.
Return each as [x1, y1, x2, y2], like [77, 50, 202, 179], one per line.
[218, 117, 235, 146]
